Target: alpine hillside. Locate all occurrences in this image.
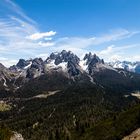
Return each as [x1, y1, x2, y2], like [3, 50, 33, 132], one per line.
[0, 50, 140, 140]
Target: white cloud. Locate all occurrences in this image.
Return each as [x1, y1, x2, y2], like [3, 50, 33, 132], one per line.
[99, 45, 115, 55]
[94, 29, 140, 44]
[0, 0, 57, 49]
[132, 56, 140, 60]
[110, 55, 123, 62]
[121, 56, 140, 62]
[44, 37, 53, 41]
[51, 29, 139, 51]
[0, 57, 18, 67]
[0, 1, 140, 67]
[0, 0, 56, 66]
[38, 41, 55, 47]
[98, 44, 140, 62]
[27, 31, 56, 40]
[35, 53, 49, 60]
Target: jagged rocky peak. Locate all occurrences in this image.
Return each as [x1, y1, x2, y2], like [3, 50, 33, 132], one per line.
[44, 50, 81, 76]
[46, 50, 80, 65]
[82, 52, 105, 74]
[16, 59, 32, 69]
[31, 58, 43, 69]
[83, 52, 92, 62]
[26, 58, 44, 79]
[83, 52, 104, 65]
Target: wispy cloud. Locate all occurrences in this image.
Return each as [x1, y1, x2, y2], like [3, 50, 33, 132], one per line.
[94, 29, 140, 44]
[50, 29, 139, 50]
[0, 0, 56, 66]
[4, 0, 36, 24]
[27, 31, 56, 40]
[98, 44, 140, 62]
[44, 29, 139, 57]
[0, 0, 140, 67]
[99, 44, 139, 56]
[35, 53, 49, 60]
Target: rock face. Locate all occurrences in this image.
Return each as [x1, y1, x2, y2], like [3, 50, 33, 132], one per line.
[0, 63, 18, 90]
[26, 58, 44, 78]
[83, 53, 104, 74]
[122, 128, 140, 140]
[67, 60, 81, 76]
[46, 50, 80, 65]
[16, 59, 31, 69]
[83, 53, 102, 65]
[10, 132, 24, 140]
[45, 50, 81, 76]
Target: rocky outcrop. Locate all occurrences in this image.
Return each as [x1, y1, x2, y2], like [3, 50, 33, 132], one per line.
[122, 128, 140, 140]
[10, 132, 24, 140]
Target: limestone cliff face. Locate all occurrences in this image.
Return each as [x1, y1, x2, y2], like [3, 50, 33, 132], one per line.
[10, 132, 24, 140]
[122, 128, 140, 140]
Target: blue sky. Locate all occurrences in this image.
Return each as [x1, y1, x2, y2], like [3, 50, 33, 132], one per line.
[0, 0, 140, 66]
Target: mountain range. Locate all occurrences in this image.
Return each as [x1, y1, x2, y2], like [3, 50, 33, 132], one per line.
[1, 50, 140, 140]
[0, 50, 140, 91]
[109, 61, 140, 74]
